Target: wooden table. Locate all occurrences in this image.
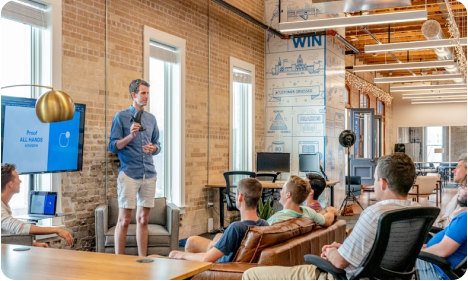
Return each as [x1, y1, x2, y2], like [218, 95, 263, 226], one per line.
[206, 180, 339, 230]
[1, 244, 212, 280]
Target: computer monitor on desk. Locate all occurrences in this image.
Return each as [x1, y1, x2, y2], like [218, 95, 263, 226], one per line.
[256, 152, 290, 173]
[299, 153, 320, 173]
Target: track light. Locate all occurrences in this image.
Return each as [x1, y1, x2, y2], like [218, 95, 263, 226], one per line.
[352, 60, 456, 72]
[365, 38, 467, 53]
[279, 10, 427, 32]
[390, 84, 467, 92]
[374, 74, 463, 83]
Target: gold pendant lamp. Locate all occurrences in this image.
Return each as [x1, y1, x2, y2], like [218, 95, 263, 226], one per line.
[1, 84, 75, 123]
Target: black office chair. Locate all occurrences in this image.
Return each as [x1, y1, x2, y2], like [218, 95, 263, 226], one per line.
[256, 172, 279, 204]
[418, 252, 466, 279]
[418, 226, 467, 279]
[304, 207, 440, 280]
[223, 171, 256, 211]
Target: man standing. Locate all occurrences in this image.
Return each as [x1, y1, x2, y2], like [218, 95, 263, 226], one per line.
[435, 156, 467, 228]
[109, 79, 161, 256]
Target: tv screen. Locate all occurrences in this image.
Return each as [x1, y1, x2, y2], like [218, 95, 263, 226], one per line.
[1, 96, 86, 174]
[299, 153, 320, 172]
[257, 152, 290, 172]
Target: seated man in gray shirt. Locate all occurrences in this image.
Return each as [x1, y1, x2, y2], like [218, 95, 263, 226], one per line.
[243, 153, 419, 280]
[1, 163, 74, 247]
[167, 178, 268, 262]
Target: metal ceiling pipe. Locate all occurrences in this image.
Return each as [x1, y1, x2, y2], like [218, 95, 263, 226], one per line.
[360, 26, 416, 76]
[421, 19, 458, 74]
[210, 0, 359, 53]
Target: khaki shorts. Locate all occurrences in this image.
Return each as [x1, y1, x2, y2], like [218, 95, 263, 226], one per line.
[117, 171, 157, 209]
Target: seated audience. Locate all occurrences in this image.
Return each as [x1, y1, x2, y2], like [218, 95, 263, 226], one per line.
[243, 152, 419, 280]
[267, 175, 337, 226]
[167, 178, 268, 262]
[435, 156, 467, 228]
[304, 173, 326, 211]
[1, 163, 74, 247]
[417, 176, 467, 280]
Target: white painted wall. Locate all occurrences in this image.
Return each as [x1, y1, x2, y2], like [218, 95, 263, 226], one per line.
[392, 92, 467, 147]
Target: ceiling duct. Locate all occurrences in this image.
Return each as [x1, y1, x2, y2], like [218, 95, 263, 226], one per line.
[312, 0, 412, 14]
[421, 19, 458, 75]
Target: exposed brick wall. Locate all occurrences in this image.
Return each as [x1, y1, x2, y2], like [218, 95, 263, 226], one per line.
[40, 0, 264, 250]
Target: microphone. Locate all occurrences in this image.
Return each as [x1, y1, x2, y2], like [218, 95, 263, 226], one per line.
[130, 110, 146, 131]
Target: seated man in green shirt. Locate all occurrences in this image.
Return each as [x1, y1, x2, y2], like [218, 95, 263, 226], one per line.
[268, 175, 338, 226]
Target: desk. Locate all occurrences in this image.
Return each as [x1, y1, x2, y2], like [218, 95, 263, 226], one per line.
[206, 180, 339, 230]
[1, 244, 212, 280]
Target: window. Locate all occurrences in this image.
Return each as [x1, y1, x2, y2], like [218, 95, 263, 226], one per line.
[144, 26, 186, 209]
[359, 92, 369, 108]
[1, 0, 63, 226]
[229, 57, 255, 172]
[376, 100, 385, 154]
[425, 127, 444, 163]
[377, 100, 385, 115]
[345, 85, 351, 109]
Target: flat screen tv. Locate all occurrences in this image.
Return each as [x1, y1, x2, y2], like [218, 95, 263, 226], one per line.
[299, 153, 320, 172]
[256, 152, 290, 172]
[1, 96, 86, 174]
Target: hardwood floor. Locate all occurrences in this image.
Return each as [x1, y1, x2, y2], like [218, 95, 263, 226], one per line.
[348, 186, 459, 219]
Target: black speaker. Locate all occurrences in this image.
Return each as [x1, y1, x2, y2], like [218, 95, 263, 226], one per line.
[394, 143, 405, 153]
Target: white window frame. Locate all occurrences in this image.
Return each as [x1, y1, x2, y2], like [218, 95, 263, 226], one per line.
[143, 25, 186, 211]
[1, 0, 63, 228]
[45, 0, 63, 228]
[229, 57, 255, 171]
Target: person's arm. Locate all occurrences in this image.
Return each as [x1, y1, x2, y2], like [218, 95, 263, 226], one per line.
[324, 247, 350, 269]
[151, 118, 161, 155]
[109, 114, 139, 152]
[422, 235, 461, 258]
[29, 225, 74, 246]
[321, 207, 338, 227]
[169, 247, 224, 262]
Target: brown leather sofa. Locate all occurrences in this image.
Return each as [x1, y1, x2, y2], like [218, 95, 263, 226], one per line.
[192, 217, 347, 279]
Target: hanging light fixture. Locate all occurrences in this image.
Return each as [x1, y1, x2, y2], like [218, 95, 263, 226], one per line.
[374, 74, 463, 83]
[352, 60, 456, 72]
[279, 10, 427, 32]
[1, 84, 75, 123]
[365, 38, 467, 53]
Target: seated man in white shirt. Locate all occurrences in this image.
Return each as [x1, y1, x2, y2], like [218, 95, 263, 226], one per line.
[243, 152, 419, 280]
[1, 163, 74, 247]
[267, 175, 338, 226]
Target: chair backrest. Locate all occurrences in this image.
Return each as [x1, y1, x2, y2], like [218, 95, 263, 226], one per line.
[108, 197, 167, 227]
[255, 172, 278, 183]
[223, 171, 256, 211]
[413, 176, 439, 193]
[345, 176, 361, 185]
[351, 207, 440, 280]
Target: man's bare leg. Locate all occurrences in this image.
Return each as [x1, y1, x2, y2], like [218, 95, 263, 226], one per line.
[115, 208, 133, 255]
[136, 206, 151, 257]
[185, 236, 213, 253]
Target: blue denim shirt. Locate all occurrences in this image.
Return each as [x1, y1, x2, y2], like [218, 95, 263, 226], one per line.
[109, 106, 161, 179]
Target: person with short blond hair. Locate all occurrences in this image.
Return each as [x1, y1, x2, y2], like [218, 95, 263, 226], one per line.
[267, 175, 338, 226]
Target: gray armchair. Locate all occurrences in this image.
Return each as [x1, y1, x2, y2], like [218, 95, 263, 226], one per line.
[1, 233, 34, 246]
[95, 197, 179, 256]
